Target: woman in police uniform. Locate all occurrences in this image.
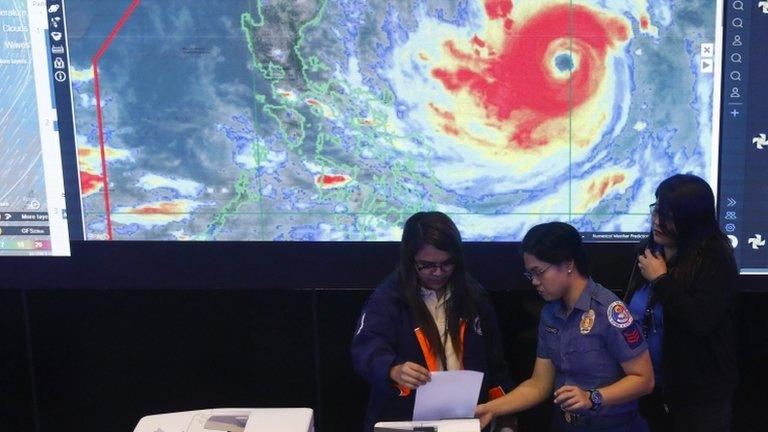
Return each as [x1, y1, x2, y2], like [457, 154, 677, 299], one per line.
[351, 211, 515, 432]
[476, 222, 654, 431]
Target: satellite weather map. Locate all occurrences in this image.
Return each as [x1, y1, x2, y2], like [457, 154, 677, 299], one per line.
[63, 0, 720, 241]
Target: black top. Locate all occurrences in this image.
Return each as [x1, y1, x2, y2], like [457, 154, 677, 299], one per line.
[651, 237, 739, 406]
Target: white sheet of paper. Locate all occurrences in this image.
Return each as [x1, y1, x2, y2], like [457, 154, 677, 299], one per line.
[412, 370, 484, 421]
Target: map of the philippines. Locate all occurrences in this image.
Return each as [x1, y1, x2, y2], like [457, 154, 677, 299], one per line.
[65, 0, 718, 241]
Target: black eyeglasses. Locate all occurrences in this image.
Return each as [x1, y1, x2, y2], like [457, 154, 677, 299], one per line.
[649, 202, 658, 216]
[414, 258, 455, 273]
[650, 202, 674, 219]
[523, 264, 552, 281]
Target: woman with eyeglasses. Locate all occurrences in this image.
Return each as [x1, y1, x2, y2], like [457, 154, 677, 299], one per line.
[476, 222, 654, 432]
[351, 211, 515, 432]
[624, 174, 738, 431]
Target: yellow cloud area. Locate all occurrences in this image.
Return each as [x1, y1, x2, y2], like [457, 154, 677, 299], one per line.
[425, 93, 570, 172]
[306, 98, 336, 119]
[69, 66, 94, 82]
[276, 88, 298, 102]
[111, 199, 202, 227]
[573, 169, 637, 213]
[77, 145, 132, 197]
[77, 145, 132, 174]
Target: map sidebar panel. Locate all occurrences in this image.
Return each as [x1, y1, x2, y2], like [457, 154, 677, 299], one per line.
[719, 1, 768, 275]
[0, 0, 76, 256]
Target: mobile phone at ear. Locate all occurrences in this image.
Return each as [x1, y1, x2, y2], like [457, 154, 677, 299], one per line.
[649, 242, 664, 257]
[641, 239, 664, 257]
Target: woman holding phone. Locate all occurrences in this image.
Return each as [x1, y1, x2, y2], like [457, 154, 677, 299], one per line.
[625, 174, 738, 431]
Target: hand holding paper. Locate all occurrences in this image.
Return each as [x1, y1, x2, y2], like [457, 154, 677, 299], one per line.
[413, 370, 484, 421]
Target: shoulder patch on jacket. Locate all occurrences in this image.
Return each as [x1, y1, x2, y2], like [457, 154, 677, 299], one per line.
[473, 316, 483, 335]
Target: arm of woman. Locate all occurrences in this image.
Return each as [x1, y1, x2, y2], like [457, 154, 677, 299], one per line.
[475, 357, 556, 428]
[553, 351, 654, 411]
[554, 297, 654, 411]
[599, 351, 654, 405]
[351, 291, 430, 393]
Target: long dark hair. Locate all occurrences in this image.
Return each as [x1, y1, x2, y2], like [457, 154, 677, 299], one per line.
[398, 212, 477, 368]
[626, 174, 734, 300]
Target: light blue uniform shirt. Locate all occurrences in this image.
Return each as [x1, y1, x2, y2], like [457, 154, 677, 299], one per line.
[537, 279, 648, 416]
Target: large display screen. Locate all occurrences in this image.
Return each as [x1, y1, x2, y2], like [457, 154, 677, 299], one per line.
[2, 1, 766, 275]
[57, 0, 722, 242]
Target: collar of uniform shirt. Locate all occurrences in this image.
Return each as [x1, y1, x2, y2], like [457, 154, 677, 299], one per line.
[555, 278, 597, 319]
[420, 285, 450, 306]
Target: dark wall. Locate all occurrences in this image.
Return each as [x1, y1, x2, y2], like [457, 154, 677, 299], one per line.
[0, 290, 36, 432]
[1, 242, 766, 432]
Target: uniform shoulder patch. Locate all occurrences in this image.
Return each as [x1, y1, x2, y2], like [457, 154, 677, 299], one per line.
[621, 323, 644, 349]
[607, 301, 633, 328]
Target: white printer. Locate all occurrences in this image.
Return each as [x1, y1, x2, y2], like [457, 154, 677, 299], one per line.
[133, 408, 314, 432]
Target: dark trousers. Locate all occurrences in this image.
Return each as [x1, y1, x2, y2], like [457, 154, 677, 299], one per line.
[550, 412, 649, 432]
[669, 399, 732, 432]
[638, 387, 673, 432]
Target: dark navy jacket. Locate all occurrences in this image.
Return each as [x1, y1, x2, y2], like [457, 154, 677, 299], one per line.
[351, 273, 514, 432]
